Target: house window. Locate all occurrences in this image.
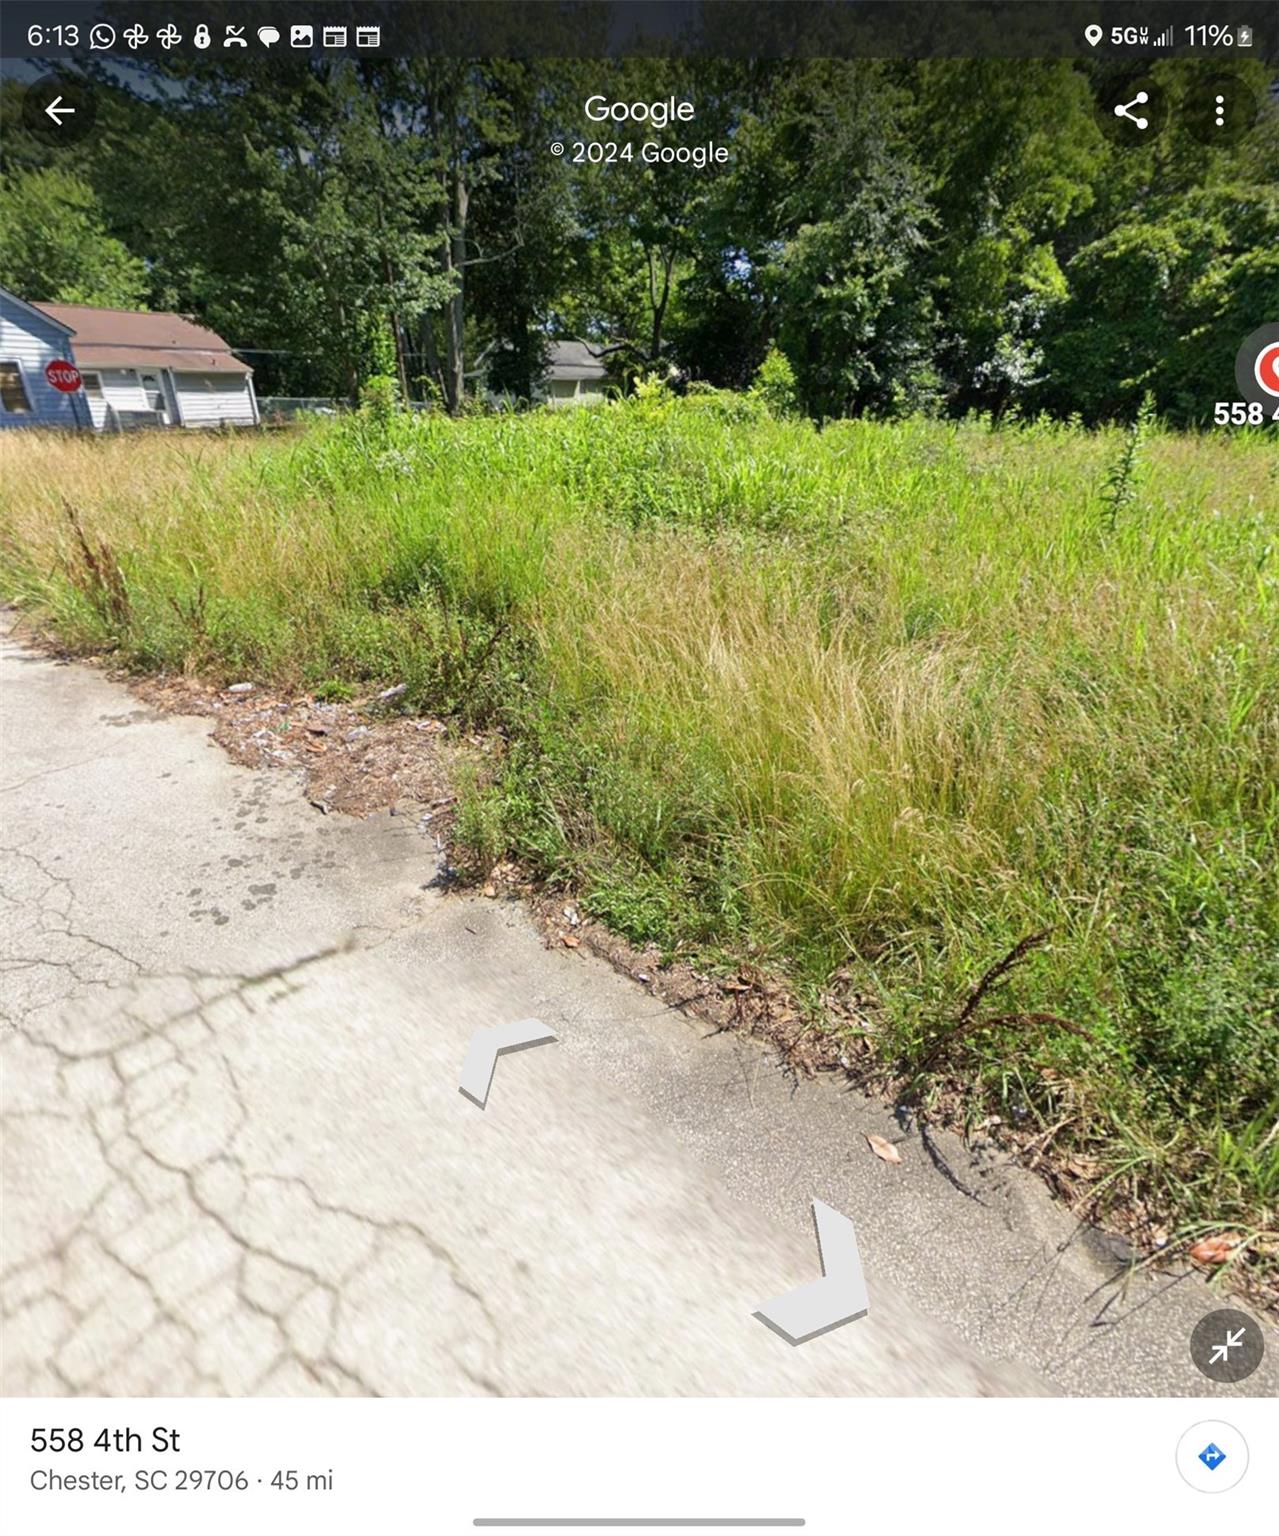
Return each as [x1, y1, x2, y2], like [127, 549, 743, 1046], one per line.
[139, 373, 165, 412]
[174, 371, 246, 393]
[81, 372, 103, 399]
[0, 362, 33, 413]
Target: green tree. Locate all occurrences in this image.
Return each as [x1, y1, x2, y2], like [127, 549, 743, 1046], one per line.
[399, 59, 522, 411]
[912, 60, 1104, 416]
[465, 62, 583, 400]
[554, 60, 742, 378]
[0, 167, 147, 307]
[179, 55, 452, 400]
[1044, 185, 1279, 422]
[1037, 59, 1279, 422]
[5, 50, 1272, 424]
[728, 62, 937, 419]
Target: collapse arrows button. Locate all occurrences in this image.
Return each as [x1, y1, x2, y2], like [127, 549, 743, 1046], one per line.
[458, 1017, 557, 1109]
[754, 1200, 869, 1344]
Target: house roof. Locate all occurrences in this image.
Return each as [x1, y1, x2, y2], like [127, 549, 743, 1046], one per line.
[0, 284, 76, 335]
[546, 340, 609, 382]
[31, 303, 252, 375]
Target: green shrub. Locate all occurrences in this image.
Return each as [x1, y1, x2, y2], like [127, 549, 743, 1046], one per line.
[751, 345, 800, 417]
[358, 373, 402, 422]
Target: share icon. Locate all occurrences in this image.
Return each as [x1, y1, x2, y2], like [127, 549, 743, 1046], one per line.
[1114, 90, 1150, 130]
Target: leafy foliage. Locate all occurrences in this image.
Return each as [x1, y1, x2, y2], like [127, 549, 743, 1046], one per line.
[750, 346, 798, 417]
[0, 167, 147, 306]
[2, 57, 1271, 421]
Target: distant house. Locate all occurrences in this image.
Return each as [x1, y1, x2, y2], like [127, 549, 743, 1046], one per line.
[541, 340, 610, 407]
[0, 286, 259, 431]
[32, 301, 260, 430]
[0, 286, 93, 430]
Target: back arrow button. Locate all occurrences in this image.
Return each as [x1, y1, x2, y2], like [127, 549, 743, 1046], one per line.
[22, 75, 96, 146]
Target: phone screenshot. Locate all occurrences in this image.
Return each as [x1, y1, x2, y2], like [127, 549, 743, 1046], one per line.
[1, 3, 1276, 1531]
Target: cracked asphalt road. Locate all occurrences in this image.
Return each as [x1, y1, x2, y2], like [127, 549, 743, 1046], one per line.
[2, 633, 1273, 1397]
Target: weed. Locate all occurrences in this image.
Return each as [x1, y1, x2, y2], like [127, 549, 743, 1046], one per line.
[62, 499, 131, 630]
[1099, 389, 1157, 533]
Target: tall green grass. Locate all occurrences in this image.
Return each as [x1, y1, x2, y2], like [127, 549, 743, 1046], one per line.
[3, 399, 1276, 1252]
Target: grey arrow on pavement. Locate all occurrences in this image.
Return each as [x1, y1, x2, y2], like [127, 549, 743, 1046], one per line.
[459, 1017, 558, 1109]
[754, 1199, 869, 1345]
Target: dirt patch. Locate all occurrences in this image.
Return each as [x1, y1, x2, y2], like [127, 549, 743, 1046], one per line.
[525, 891, 865, 1074]
[129, 673, 464, 827]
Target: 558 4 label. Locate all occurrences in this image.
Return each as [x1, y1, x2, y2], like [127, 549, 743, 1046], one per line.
[32, 1427, 180, 1453]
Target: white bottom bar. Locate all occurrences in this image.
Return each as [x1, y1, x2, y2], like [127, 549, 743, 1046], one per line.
[2, 1397, 1275, 1533]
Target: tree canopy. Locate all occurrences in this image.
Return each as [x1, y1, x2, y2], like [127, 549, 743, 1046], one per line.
[2, 53, 1273, 422]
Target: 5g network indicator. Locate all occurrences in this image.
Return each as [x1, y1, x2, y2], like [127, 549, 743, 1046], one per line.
[1085, 22, 1254, 48]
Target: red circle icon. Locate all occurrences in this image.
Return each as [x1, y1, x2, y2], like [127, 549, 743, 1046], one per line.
[1255, 342, 1279, 399]
[45, 359, 83, 392]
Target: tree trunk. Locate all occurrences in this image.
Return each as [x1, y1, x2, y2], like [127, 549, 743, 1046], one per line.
[421, 317, 444, 402]
[444, 170, 469, 414]
[334, 295, 358, 404]
[647, 246, 676, 366]
[381, 251, 411, 402]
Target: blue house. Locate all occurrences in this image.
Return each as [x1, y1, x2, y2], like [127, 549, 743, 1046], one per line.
[0, 285, 92, 430]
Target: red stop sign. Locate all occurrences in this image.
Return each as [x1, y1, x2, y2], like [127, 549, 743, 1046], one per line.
[45, 359, 82, 392]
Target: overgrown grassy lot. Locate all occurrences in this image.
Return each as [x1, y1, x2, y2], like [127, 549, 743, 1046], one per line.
[3, 400, 1276, 1268]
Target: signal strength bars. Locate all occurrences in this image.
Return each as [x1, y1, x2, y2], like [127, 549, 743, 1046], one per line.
[1152, 25, 1174, 48]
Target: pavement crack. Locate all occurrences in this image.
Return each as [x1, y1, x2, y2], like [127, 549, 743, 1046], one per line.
[0, 755, 121, 797]
[4, 951, 503, 1395]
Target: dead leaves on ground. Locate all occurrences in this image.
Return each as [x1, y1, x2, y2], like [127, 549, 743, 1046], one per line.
[865, 1132, 904, 1165]
[1189, 1233, 1245, 1266]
